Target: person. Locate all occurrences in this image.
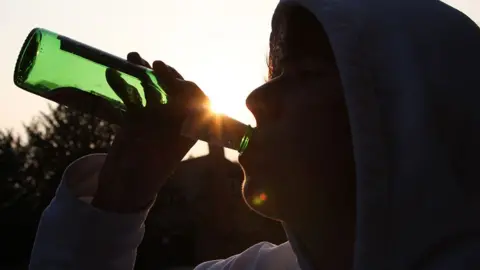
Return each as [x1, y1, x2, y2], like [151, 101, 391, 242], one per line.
[29, 0, 480, 269]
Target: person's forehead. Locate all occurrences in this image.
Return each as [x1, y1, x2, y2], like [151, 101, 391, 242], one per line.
[268, 5, 336, 79]
[261, 68, 340, 98]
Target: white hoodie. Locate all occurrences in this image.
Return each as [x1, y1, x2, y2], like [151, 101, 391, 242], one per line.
[29, 0, 480, 269]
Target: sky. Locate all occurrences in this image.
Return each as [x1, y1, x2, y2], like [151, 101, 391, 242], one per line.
[1, 0, 479, 161]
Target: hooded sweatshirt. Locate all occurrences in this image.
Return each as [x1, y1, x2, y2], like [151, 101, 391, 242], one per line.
[29, 0, 480, 269]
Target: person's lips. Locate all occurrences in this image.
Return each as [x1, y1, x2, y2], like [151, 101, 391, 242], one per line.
[238, 148, 266, 176]
[238, 128, 268, 175]
[238, 151, 253, 172]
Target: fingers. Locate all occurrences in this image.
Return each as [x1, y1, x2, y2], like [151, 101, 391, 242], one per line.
[152, 62, 208, 111]
[167, 65, 184, 80]
[152, 61, 183, 80]
[126, 53, 166, 108]
[120, 53, 208, 114]
[142, 81, 165, 108]
[106, 68, 143, 110]
[151, 60, 178, 90]
[151, 61, 197, 98]
[127, 52, 152, 68]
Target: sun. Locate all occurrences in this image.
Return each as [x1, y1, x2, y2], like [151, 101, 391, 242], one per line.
[191, 65, 259, 127]
[206, 94, 256, 126]
[209, 99, 232, 114]
[208, 98, 242, 119]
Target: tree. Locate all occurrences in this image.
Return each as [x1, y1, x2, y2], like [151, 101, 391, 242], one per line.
[0, 105, 116, 269]
[0, 104, 286, 269]
[23, 105, 116, 208]
[0, 130, 27, 209]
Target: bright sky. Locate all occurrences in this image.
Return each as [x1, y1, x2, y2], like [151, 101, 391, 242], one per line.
[0, 0, 478, 161]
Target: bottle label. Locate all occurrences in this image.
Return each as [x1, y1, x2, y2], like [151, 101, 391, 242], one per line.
[58, 35, 149, 80]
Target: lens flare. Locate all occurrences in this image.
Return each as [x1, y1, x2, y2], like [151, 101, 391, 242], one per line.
[252, 192, 268, 206]
[209, 100, 224, 114]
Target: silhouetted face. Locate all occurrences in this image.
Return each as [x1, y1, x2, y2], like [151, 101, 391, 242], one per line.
[239, 4, 355, 221]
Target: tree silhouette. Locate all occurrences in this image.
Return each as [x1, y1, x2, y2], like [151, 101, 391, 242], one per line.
[0, 129, 38, 270]
[0, 130, 27, 209]
[0, 104, 286, 269]
[24, 105, 116, 208]
[0, 105, 116, 269]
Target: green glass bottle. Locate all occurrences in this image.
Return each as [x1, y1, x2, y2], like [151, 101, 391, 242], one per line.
[13, 28, 251, 153]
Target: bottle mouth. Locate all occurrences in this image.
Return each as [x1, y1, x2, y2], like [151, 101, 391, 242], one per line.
[14, 28, 41, 87]
[238, 125, 253, 154]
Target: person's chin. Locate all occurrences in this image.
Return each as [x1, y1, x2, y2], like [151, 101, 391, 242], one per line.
[241, 174, 280, 221]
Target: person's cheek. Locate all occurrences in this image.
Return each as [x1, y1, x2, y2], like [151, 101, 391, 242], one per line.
[240, 125, 291, 219]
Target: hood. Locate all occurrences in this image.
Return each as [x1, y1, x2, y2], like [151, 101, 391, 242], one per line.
[277, 0, 480, 269]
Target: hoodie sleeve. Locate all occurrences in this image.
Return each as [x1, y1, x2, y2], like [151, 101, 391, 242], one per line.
[193, 242, 299, 270]
[29, 154, 151, 270]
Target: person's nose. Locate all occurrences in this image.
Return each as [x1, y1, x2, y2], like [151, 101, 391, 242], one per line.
[245, 77, 283, 126]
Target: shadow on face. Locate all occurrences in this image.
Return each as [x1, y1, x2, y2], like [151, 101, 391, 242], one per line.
[239, 3, 356, 223]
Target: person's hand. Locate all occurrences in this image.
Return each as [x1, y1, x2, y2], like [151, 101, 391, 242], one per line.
[91, 52, 208, 212]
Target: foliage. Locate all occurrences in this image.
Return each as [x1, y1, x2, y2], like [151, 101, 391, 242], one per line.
[0, 105, 285, 269]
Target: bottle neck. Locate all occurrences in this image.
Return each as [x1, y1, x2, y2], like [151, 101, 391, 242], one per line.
[180, 110, 253, 153]
[238, 125, 253, 154]
[208, 144, 225, 159]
